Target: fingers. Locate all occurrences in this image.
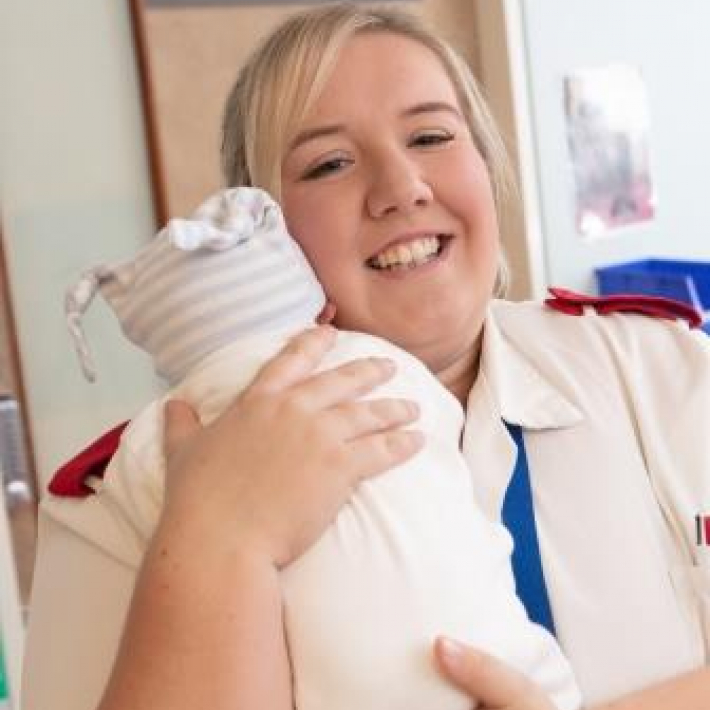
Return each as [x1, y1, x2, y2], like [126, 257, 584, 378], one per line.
[434, 637, 543, 710]
[336, 398, 420, 442]
[248, 326, 399, 409]
[250, 326, 337, 393]
[346, 428, 425, 482]
[163, 399, 200, 458]
[290, 356, 397, 409]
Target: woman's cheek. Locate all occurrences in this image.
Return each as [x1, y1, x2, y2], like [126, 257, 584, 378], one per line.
[305, 241, 346, 290]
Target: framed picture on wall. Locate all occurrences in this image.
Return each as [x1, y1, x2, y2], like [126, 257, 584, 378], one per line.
[564, 64, 656, 239]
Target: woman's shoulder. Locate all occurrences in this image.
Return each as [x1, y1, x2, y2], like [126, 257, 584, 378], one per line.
[489, 295, 710, 377]
[491, 294, 705, 341]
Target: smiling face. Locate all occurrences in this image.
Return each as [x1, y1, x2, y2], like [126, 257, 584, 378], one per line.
[280, 31, 500, 393]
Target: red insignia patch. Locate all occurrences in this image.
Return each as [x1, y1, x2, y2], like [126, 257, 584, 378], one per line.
[696, 514, 710, 547]
[545, 287, 703, 329]
[48, 421, 128, 497]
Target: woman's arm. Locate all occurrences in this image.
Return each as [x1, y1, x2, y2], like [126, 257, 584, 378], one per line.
[434, 637, 710, 710]
[98, 506, 290, 710]
[593, 668, 710, 710]
[93, 325, 422, 710]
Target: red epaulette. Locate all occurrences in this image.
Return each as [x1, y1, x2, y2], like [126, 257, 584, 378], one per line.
[48, 421, 129, 498]
[545, 287, 703, 329]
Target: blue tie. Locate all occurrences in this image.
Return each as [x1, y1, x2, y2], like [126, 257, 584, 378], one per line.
[501, 422, 557, 636]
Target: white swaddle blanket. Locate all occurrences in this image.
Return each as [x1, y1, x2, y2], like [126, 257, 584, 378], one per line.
[66, 187, 581, 710]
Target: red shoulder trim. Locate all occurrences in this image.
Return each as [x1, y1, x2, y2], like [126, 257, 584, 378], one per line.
[545, 287, 703, 329]
[48, 421, 129, 498]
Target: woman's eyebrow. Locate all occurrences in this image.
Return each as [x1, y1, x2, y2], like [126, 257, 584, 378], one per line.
[401, 101, 463, 119]
[289, 124, 344, 152]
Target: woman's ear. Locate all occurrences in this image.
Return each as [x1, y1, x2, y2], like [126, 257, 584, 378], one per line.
[316, 301, 337, 325]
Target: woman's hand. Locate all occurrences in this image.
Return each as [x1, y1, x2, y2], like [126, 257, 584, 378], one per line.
[161, 325, 423, 567]
[434, 637, 559, 710]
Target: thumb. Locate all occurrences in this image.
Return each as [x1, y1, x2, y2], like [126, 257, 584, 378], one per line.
[163, 399, 200, 458]
[434, 637, 545, 710]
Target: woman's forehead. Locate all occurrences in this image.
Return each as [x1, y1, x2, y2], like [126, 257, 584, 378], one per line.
[333, 31, 451, 85]
[302, 32, 459, 123]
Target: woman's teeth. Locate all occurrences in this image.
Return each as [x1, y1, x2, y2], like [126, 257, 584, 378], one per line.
[369, 236, 442, 270]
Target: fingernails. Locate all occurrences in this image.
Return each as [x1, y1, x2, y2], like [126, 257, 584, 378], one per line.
[369, 357, 396, 375]
[438, 637, 465, 669]
[409, 430, 426, 451]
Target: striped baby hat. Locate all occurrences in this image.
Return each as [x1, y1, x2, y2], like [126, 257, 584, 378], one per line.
[66, 187, 326, 384]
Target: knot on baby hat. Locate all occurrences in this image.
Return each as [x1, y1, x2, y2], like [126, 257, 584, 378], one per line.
[66, 187, 325, 384]
[170, 187, 280, 251]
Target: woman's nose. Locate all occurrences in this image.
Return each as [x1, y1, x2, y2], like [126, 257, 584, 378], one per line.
[366, 156, 434, 219]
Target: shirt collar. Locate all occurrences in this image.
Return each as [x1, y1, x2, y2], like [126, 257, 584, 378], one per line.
[475, 303, 584, 430]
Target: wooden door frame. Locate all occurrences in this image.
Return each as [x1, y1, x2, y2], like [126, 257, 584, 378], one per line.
[473, 0, 547, 300]
[127, 0, 170, 226]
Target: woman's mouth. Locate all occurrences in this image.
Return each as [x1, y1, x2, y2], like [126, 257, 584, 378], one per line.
[366, 234, 450, 271]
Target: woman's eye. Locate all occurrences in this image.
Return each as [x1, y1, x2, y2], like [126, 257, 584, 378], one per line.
[411, 132, 454, 148]
[302, 156, 352, 180]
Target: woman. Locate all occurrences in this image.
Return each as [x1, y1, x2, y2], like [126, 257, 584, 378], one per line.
[23, 5, 709, 710]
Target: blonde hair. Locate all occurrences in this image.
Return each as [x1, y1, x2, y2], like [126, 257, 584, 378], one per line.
[221, 3, 512, 294]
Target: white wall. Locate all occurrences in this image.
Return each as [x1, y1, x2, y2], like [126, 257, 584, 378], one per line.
[0, 0, 162, 489]
[519, 0, 710, 293]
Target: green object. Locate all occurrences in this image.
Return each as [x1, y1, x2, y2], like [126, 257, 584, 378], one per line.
[0, 637, 8, 701]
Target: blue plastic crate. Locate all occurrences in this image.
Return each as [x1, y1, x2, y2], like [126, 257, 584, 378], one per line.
[594, 258, 710, 334]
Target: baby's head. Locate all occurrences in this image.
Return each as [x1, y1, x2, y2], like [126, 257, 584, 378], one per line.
[67, 187, 326, 385]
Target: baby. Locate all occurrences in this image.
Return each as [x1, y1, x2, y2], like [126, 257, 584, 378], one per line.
[66, 187, 580, 710]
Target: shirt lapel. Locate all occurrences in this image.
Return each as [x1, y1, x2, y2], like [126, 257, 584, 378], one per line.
[461, 306, 583, 521]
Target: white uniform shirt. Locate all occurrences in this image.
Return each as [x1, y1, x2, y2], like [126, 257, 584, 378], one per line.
[22, 301, 710, 709]
[471, 301, 709, 704]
